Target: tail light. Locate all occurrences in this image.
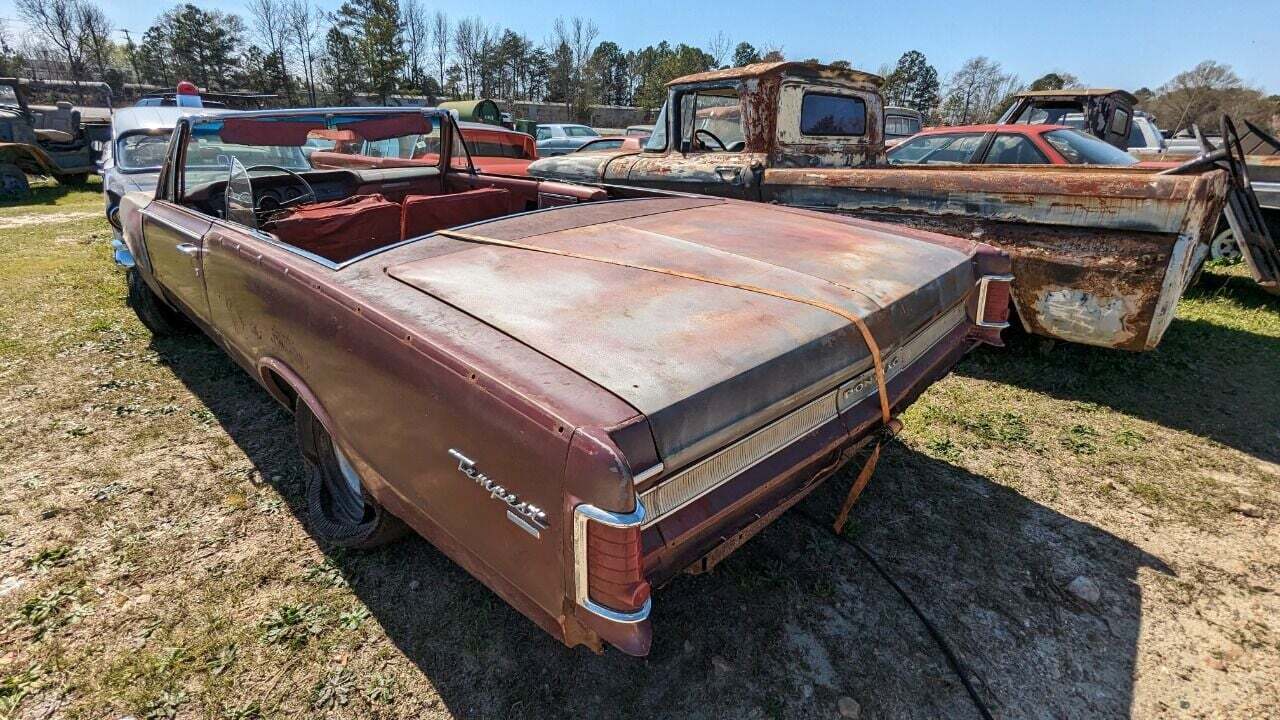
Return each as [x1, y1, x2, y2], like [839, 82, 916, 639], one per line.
[573, 502, 651, 622]
[971, 274, 1014, 346]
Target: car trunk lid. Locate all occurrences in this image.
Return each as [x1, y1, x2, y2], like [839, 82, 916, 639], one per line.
[387, 198, 977, 470]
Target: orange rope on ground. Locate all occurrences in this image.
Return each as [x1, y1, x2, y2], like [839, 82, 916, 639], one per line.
[435, 229, 898, 532]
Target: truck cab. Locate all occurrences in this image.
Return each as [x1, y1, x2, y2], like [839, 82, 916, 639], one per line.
[997, 88, 1138, 149]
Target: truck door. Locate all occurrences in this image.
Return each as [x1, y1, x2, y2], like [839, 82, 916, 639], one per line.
[625, 86, 761, 200]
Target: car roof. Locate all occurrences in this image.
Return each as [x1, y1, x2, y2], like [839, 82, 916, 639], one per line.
[457, 120, 523, 135]
[912, 123, 1068, 135]
[112, 105, 226, 134]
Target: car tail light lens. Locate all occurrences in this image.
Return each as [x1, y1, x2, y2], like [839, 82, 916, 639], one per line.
[976, 274, 1014, 329]
[586, 521, 650, 612]
[573, 502, 651, 622]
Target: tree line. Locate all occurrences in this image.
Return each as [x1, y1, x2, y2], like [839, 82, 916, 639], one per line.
[6, 0, 1276, 132]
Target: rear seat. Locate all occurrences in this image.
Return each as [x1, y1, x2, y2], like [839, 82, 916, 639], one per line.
[267, 194, 402, 263]
[401, 188, 511, 239]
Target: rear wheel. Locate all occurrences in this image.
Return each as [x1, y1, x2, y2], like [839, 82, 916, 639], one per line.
[297, 404, 407, 549]
[126, 269, 189, 335]
[1209, 227, 1242, 262]
[0, 164, 30, 200]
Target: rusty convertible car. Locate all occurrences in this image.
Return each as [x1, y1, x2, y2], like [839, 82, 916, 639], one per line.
[529, 62, 1280, 351]
[115, 107, 1012, 656]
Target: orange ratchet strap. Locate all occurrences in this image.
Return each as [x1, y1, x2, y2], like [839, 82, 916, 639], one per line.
[436, 229, 898, 533]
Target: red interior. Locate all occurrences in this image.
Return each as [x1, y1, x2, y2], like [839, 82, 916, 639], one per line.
[266, 194, 403, 263]
[401, 188, 512, 239]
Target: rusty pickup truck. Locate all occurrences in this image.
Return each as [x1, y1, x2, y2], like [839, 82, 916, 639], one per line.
[528, 62, 1279, 351]
[116, 107, 1011, 656]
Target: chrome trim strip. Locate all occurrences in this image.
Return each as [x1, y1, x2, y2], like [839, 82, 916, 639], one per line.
[975, 274, 1015, 329]
[837, 302, 966, 412]
[631, 463, 665, 485]
[639, 391, 839, 527]
[572, 502, 651, 624]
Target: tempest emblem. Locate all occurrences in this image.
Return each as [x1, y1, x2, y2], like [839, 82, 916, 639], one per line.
[448, 449, 549, 537]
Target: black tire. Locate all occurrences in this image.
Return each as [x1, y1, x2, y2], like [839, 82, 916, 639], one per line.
[297, 404, 407, 549]
[0, 163, 30, 200]
[126, 269, 189, 335]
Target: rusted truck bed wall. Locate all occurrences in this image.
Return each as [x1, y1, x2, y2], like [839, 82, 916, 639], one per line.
[764, 165, 1228, 350]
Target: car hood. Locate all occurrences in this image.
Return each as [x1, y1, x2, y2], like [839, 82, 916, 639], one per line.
[388, 197, 977, 469]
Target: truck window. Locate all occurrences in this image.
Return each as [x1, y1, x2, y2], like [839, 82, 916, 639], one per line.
[801, 93, 866, 136]
[679, 87, 745, 152]
[984, 134, 1048, 164]
[885, 114, 920, 139]
[1109, 108, 1130, 137]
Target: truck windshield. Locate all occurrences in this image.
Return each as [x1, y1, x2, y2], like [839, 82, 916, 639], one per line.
[1043, 129, 1138, 165]
[644, 103, 668, 151]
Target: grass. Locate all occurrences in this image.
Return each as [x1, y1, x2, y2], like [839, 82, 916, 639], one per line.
[0, 184, 1277, 719]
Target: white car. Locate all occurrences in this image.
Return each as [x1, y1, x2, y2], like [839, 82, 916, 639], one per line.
[534, 123, 600, 156]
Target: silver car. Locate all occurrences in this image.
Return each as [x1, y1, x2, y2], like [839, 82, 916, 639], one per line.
[534, 123, 600, 156]
[101, 106, 222, 262]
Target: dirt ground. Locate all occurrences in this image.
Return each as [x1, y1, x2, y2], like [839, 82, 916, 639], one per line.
[1, 184, 1277, 719]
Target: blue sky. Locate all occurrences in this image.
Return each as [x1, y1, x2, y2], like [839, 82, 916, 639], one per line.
[3, 0, 1277, 93]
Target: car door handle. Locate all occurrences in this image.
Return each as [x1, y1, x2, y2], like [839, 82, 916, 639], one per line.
[715, 166, 742, 182]
[176, 243, 202, 256]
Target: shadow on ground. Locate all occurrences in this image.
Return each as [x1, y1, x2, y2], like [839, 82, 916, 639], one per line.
[151, 331, 1171, 719]
[960, 270, 1280, 463]
[0, 180, 92, 207]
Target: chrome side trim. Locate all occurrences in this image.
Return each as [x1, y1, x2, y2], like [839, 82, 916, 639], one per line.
[572, 502, 650, 624]
[632, 463, 665, 485]
[837, 302, 966, 412]
[975, 274, 1015, 329]
[639, 391, 839, 527]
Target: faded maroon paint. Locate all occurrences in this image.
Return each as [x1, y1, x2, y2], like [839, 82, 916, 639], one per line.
[120, 111, 1009, 655]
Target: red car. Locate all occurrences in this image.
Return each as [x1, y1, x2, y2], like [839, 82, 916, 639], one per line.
[115, 107, 1012, 657]
[888, 123, 1145, 166]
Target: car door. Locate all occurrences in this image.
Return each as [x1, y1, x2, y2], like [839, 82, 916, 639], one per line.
[625, 85, 760, 199]
[140, 121, 213, 324]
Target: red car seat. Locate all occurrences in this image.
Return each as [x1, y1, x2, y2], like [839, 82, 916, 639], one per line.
[267, 194, 403, 263]
[400, 188, 512, 239]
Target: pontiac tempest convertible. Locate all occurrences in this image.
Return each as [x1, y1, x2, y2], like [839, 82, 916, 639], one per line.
[116, 108, 1012, 655]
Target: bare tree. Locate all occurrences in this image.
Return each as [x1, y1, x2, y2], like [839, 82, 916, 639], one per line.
[941, 56, 1016, 124]
[77, 3, 113, 80]
[706, 31, 731, 69]
[550, 16, 598, 118]
[247, 0, 294, 102]
[16, 0, 85, 77]
[453, 16, 481, 98]
[401, 0, 428, 90]
[430, 10, 451, 97]
[286, 0, 321, 105]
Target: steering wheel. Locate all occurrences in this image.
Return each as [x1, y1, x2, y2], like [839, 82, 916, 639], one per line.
[244, 164, 317, 214]
[694, 128, 727, 151]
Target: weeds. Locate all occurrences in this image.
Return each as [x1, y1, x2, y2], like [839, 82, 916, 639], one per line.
[259, 603, 327, 647]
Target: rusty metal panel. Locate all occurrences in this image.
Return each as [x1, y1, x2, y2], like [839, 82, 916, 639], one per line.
[764, 166, 1229, 350]
[386, 199, 977, 470]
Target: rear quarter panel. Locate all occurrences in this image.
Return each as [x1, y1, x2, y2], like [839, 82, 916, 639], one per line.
[197, 225, 580, 637]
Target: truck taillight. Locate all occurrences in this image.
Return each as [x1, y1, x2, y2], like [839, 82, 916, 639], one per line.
[573, 502, 651, 622]
[976, 274, 1014, 330]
